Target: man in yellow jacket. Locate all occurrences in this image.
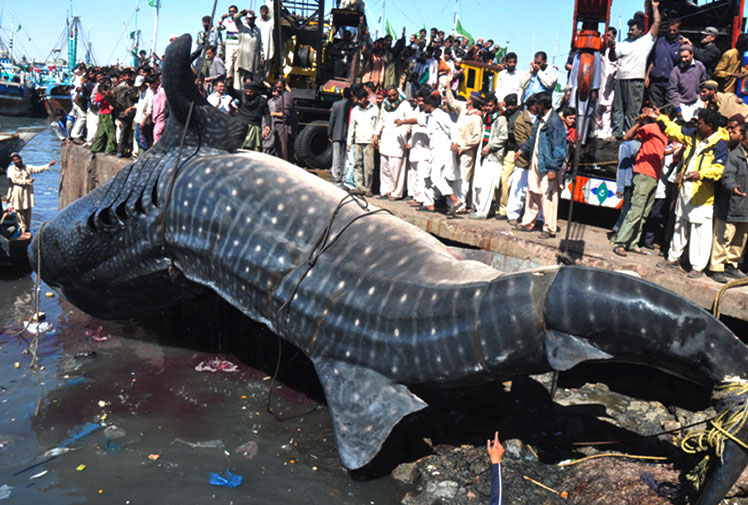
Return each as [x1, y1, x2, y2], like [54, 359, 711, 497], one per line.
[655, 107, 729, 278]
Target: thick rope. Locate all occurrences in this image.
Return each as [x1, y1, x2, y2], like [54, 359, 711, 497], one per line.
[712, 277, 748, 319]
[680, 381, 748, 490]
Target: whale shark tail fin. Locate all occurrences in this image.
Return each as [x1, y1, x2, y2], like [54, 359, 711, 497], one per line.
[156, 33, 247, 153]
[313, 358, 427, 470]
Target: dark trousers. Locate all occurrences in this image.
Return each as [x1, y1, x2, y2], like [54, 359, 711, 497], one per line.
[648, 83, 669, 109]
[118, 119, 133, 156]
[612, 79, 644, 137]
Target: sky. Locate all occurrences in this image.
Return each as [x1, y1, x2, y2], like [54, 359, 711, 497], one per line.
[0, 0, 724, 75]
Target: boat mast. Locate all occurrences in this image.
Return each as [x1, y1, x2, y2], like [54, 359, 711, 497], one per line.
[68, 0, 79, 72]
[151, 0, 159, 66]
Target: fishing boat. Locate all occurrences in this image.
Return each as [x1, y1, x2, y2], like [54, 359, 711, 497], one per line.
[39, 81, 73, 116]
[0, 79, 33, 116]
[0, 176, 30, 269]
[0, 127, 43, 170]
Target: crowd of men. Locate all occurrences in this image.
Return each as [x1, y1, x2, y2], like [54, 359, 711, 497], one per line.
[57, 0, 748, 282]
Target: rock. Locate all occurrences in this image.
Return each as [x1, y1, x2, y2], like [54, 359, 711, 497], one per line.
[402, 480, 461, 505]
[393, 462, 421, 484]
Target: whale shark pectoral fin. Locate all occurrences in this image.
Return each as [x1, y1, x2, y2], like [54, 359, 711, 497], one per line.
[544, 330, 614, 371]
[312, 358, 428, 470]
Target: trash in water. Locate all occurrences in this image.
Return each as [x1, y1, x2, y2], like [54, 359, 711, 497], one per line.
[105, 439, 123, 453]
[75, 464, 86, 471]
[74, 351, 97, 359]
[66, 377, 85, 385]
[0, 484, 12, 500]
[234, 441, 258, 460]
[195, 358, 239, 373]
[29, 470, 48, 480]
[148, 454, 160, 461]
[86, 325, 108, 342]
[45, 292, 55, 298]
[60, 422, 100, 447]
[209, 468, 243, 488]
[103, 426, 126, 439]
[173, 438, 224, 449]
[23, 322, 53, 335]
[42, 447, 72, 458]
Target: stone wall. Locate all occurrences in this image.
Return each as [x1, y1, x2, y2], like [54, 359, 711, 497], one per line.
[58, 143, 131, 210]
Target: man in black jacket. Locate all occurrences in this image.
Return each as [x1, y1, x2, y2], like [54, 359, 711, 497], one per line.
[237, 81, 270, 151]
[710, 123, 748, 283]
[328, 87, 352, 183]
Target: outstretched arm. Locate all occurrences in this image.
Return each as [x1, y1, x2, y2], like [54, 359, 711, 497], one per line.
[487, 431, 505, 505]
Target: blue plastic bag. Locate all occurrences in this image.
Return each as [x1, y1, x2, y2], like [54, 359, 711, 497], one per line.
[209, 468, 243, 488]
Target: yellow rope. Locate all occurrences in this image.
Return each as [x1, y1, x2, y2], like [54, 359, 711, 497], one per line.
[681, 382, 748, 457]
[557, 453, 668, 467]
[712, 277, 748, 318]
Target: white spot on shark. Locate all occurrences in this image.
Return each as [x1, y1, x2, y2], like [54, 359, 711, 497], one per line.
[368, 286, 375, 295]
[338, 281, 345, 289]
[226, 206, 232, 212]
[231, 189, 237, 196]
[394, 328, 400, 336]
[400, 294, 407, 303]
[205, 168, 211, 175]
[277, 203, 284, 211]
[183, 200, 189, 207]
[354, 319, 360, 326]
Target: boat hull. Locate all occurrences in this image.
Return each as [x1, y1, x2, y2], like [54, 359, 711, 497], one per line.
[0, 81, 32, 116]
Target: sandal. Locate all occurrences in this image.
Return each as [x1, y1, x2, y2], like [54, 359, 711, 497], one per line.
[515, 223, 533, 232]
[612, 245, 628, 257]
[538, 231, 557, 239]
[447, 201, 466, 217]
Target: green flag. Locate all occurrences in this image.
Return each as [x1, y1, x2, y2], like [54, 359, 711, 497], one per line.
[495, 46, 507, 61]
[129, 31, 136, 39]
[148, 0, 159, 7]
[454, 16, 473, 45]
[385, 20, 396, 40]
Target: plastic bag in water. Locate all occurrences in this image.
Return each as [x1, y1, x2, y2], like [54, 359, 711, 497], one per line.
[209, 468, 243, 488]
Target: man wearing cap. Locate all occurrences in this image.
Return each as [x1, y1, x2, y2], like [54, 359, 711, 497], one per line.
[6, 153, 55, 239]
[715, 33, 748, 94]
[233, 9, 263, 92]
[667, 44, 706, 121]
[683, 27, 721, 79]
[132, 74, 154, 156]
[237, 81, 271, 152]
[699, 80, 748, 120]
[609, 1, 661, 138]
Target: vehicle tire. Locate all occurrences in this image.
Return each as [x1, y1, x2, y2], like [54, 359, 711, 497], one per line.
[294, 120, 332, 169]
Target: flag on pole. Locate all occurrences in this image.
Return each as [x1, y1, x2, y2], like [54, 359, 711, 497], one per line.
[495, 45, 507, 61]
[148, 0, 159, 7]
[454, 16, 473, 45]
[385, 20, 396, 39]
[130, 31, 137, 39]
[15, 23, 21, 32]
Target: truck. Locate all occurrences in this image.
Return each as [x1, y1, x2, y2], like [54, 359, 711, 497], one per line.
[268, 0, 366, 169]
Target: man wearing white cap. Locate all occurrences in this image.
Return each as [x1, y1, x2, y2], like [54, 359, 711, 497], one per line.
[233, 9, 263, 91]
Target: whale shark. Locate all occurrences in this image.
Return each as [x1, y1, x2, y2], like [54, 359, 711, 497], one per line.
[32, 34, 748, 504]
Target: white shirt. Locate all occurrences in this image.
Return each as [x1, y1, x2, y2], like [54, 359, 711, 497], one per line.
[615, 32, 655, 80]
[134, 88, 154, 123]
[256, 16, 274, 60]
[207, 91, 233, 113]
[347, 102, 380, 144]
[221, 17, 239, 47]
[495, 68, 527, 103]
[408, 106, 430, 163]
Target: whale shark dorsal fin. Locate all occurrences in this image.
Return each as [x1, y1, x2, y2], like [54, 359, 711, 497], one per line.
[312, 358, 427, 470]
[544, 330, 613, 371]
[156, 34, 248, 153]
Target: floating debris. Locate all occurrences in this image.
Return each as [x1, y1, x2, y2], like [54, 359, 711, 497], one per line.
[195, 358, 239, 373]
[209, 468, 243, 488]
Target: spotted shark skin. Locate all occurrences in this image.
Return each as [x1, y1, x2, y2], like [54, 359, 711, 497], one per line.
[32, 35, 748, 504]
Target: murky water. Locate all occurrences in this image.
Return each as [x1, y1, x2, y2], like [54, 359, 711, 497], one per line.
[0, 121, 411, 504]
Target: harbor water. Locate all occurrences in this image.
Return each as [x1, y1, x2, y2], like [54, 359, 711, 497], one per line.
[0, 120, 411, 504]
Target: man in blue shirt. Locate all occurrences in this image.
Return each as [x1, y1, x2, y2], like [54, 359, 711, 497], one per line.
[647, 19, 682, 108]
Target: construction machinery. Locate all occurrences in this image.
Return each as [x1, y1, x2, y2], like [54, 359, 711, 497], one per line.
[269, 0, 366, 168]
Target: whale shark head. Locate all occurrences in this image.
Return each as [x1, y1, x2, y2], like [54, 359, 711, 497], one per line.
[30, 34, 247, 318]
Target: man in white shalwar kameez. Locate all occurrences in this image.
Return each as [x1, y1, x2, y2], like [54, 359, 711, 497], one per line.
[373, 87, 411, 200]
[405, 96, 430, 207]
[471, 96, 508, 219]
[420, 94, 464, 214]
[6, 153, 55, 238]
[233, 9, 264, 91]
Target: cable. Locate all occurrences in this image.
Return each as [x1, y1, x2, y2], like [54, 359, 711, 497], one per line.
[265, 189, 393, 421]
